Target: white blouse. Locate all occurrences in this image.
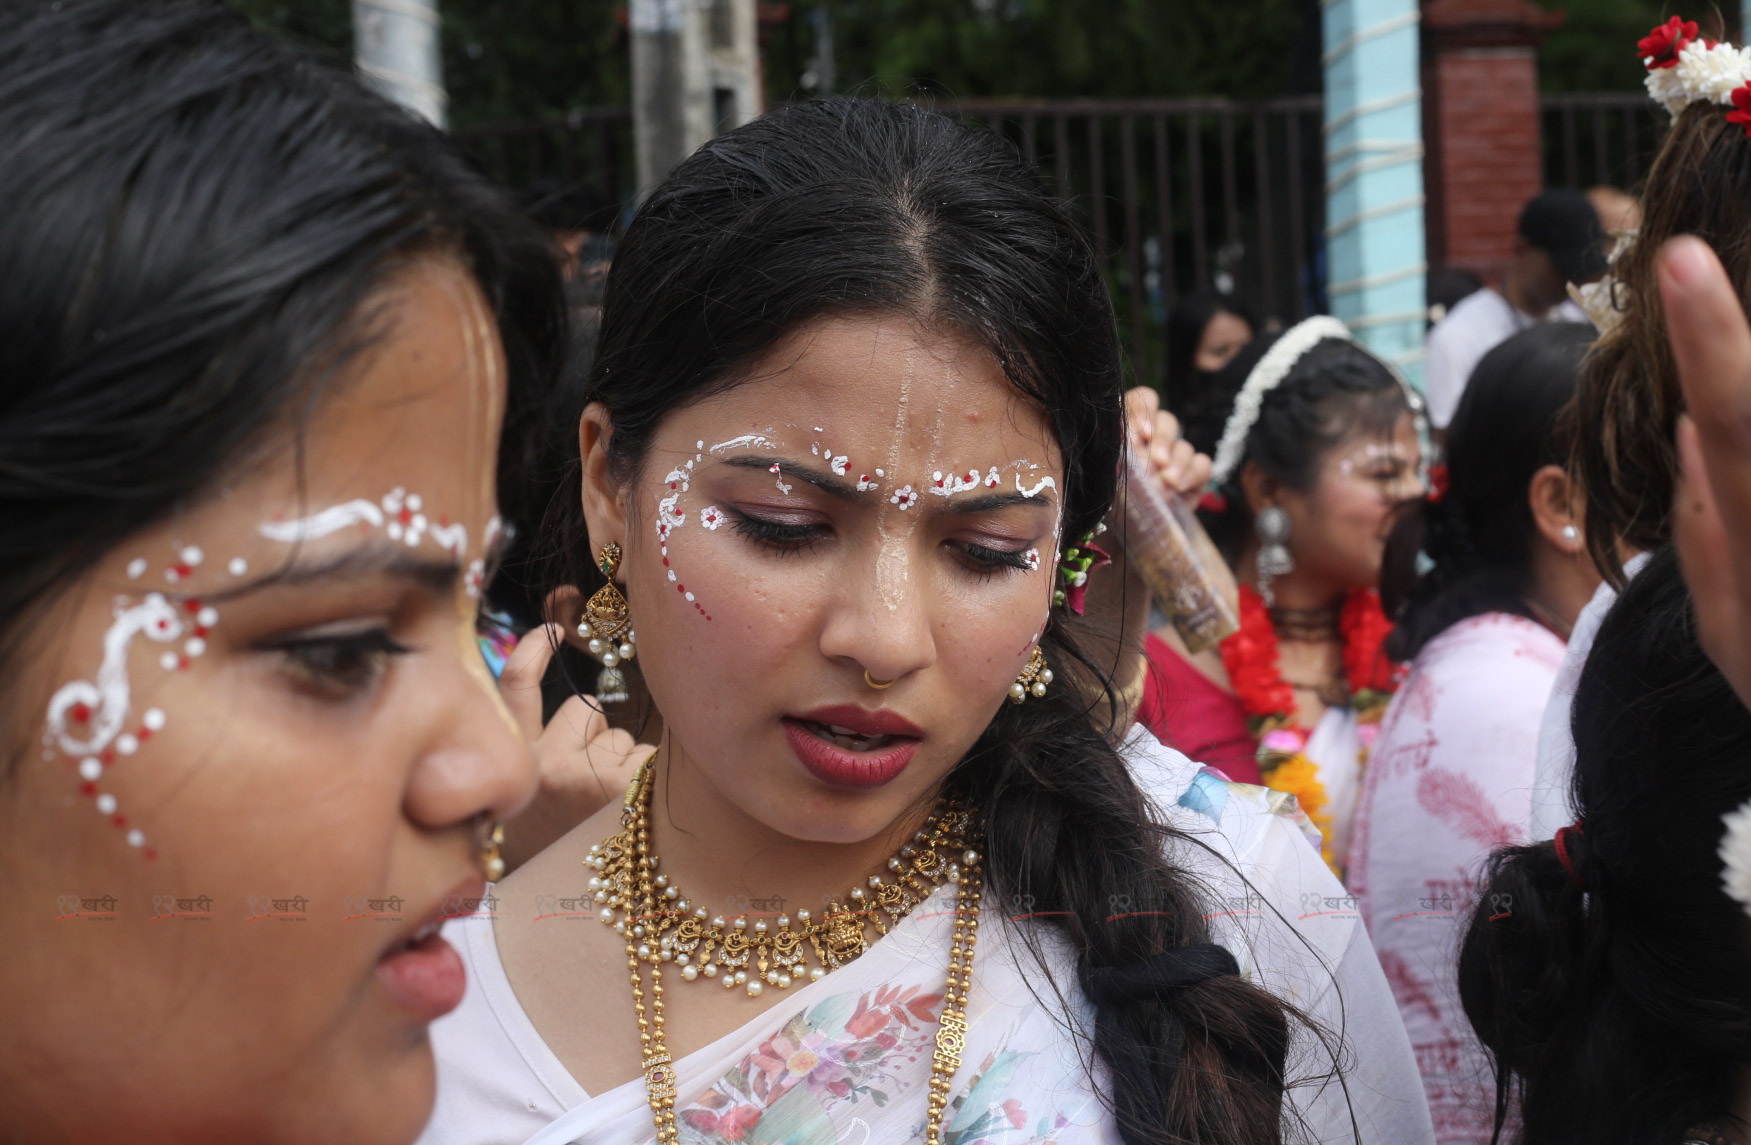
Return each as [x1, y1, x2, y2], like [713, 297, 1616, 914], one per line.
[417, 731, 1433, 1145]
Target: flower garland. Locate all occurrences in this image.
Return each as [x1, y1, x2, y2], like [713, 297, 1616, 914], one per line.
[1218, 584, 1399, 869]
[1638, 16, 1751, 132]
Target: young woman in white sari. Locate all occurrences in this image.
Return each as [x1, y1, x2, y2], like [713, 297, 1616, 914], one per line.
[419, 99, 1432, 1145]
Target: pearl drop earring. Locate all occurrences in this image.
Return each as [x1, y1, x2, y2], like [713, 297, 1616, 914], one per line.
[1561, 525, 1579, 542]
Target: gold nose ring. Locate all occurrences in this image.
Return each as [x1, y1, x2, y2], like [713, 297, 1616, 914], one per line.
[864, 670, 896, 690]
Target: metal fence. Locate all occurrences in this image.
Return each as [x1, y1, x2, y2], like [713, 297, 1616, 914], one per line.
[1540, 91, 1665, 193]
[455, 91, 1664, 388]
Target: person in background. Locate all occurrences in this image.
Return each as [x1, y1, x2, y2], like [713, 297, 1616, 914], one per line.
[1422, 189, 1605, 430]
[1586, 184, 1641, 239]
[1458, 546, 1751, 1145]
[1139, 319, 1425, 874]
[1533, 36, 1751, 839]
[1348, 323, 1598, 1144]
[1426, 266, 1484, 329]
[1163, 289, 1255, 411]
[522, 178, 618, 286]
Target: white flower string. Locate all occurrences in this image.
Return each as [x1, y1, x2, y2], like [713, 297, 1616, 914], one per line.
[1719, 798, 1751, 915]
[1208, 315, 1355, 487]
[1646, 37, 1751, 119]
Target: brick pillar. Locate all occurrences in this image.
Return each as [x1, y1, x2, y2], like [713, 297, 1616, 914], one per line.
[1421, 0, 1562, 282]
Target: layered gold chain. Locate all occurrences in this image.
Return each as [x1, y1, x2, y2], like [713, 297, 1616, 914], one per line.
[591, 759, 983, 1144]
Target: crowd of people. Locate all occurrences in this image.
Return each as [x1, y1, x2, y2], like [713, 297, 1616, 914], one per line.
[10, 3, 1751, 1144]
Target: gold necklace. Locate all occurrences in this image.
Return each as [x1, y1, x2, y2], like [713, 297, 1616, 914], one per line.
[589, 759, 983, 1145]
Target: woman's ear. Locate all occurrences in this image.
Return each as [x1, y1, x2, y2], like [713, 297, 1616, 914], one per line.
[1238, 460, 1281, 516]
[1527, 463, 1583, 554]
[544, 585, 591, 651]
[579, 402, 629, 567]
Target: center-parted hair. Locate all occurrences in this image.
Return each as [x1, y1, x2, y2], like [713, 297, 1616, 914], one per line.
[539, 97, 1318, 1144]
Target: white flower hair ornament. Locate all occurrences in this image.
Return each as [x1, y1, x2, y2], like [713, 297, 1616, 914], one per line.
[1639, 18, 1751, 122]
[1574, 19, 1751, 340]
[1719, 797, 1751, 915]
[1206, 315, 1427, 489]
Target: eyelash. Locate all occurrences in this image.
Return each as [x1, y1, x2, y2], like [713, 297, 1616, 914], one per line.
[728, 511, 1032, 577]
[266, 627, 412, 698]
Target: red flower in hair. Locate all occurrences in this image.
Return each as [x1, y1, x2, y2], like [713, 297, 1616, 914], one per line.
[1639, 16, 1698, 69]
[1729, 83, 1751, 137]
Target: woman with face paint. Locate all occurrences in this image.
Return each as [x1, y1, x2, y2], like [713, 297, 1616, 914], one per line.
[1136, 323, 1427, 877]
[0, 4, 646, 1142]
[418, 99, 1433, 1145]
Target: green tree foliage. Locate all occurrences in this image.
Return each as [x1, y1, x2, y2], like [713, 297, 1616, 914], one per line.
[225, 0, 1686, 129]
[225, 0, 626, 129]
[1531, 0, 1721, 94]
[785, 0, 1309, 101]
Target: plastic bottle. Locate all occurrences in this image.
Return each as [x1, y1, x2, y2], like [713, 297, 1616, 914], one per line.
[1120, 447, 1240, 652]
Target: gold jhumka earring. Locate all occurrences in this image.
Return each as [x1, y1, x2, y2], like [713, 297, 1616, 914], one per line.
[577, 541, 636, 703]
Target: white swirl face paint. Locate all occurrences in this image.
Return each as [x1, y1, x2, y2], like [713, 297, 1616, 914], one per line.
[260, 487, 488, 575]
[45, 593, 184, 759]
[655, 456, 711, 619]
[44, 548, 222, 860]
[49, 478, 499, 861]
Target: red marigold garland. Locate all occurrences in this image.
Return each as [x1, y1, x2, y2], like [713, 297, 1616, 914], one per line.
[1218, 585, 1398, 734]
[1217, 585, 1401, 871]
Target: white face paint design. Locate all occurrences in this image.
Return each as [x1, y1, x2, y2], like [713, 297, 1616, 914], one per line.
[1015, 473, 1056, 498]
[889, 484, 917, 510]
[46, 480, 498, 861]
[260, 486, 485, 571]
[655, 456, 711, 620]
[709, 434, 775, 454]
[1023, 549, 1041, 571]
[43, 546, 221, 859]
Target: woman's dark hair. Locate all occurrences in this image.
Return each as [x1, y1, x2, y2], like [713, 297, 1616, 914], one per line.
[1457, 545, 1751, 1144]
[541, 97, 1318, 1144]
[1380, 322, 1591, 661]
[1181, 330, 1409, 561]
[1573, 100, 1751, 586]
[0, 0, 563, 705]
[1164, 290, 1256, 407]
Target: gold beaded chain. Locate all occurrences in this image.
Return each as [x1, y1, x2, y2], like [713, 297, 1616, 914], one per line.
[591, 757, 983, 1144]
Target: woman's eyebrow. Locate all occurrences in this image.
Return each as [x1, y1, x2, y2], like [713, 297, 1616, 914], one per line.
[938, 490, 1055, 515]
[202, 541, 462, 600]
[715, 454, 1056, 512]
[717, 454, 864, 502]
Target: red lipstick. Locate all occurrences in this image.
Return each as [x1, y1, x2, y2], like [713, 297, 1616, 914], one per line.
[783, 705, 924, 790]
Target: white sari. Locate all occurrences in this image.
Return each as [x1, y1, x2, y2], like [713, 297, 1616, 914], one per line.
[417, 732, 1433, 1145]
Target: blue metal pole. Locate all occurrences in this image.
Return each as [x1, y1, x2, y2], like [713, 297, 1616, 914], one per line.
[1322, 0, 1427, 384]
